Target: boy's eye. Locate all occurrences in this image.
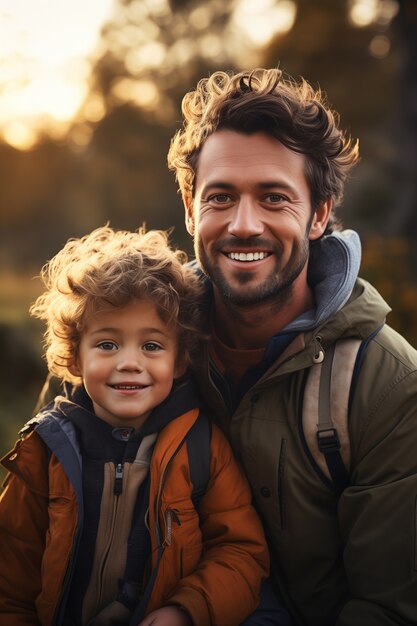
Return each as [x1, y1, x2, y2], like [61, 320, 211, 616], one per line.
[143, 342, 162, 352]
[97, 341, 118, 351]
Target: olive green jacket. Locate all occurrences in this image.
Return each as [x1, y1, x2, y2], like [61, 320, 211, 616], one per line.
[194, 278, 417, 626]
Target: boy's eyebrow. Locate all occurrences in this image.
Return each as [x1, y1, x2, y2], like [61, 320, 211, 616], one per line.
[88, 326, 169, 337]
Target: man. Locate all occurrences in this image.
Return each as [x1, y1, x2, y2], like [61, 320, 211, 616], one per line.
[168, 68, 417, 625]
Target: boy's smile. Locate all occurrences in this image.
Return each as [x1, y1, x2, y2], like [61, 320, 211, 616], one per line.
[71, 299, 183, 429]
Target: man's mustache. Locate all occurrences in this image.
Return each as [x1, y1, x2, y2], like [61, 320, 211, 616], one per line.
[213, 238, 281, 253]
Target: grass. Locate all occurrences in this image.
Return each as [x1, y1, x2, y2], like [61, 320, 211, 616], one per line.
[0, 271, 47, 483]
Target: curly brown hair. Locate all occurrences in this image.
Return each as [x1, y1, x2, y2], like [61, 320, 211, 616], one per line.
[30, 226, 206, 384]
[168, 68, 360, 234]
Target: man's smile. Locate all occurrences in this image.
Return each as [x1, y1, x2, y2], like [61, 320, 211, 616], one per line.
[226, 251, 271, 262]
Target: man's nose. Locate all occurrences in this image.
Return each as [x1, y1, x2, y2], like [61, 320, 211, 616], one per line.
[227, 200, 264, 239]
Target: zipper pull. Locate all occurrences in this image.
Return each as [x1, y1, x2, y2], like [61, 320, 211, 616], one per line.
[313, 335, 325, 363]
[114, 462, 124, 495]
[165, 509, 181, 546]
[166, 510, 172, 545]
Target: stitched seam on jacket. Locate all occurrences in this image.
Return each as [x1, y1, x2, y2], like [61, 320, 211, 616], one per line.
[278, 438, 287, 531]
[366, 369, 417, 427]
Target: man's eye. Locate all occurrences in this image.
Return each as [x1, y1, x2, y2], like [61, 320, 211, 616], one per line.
[267, 194, 285, 203]
[209, 194, 231, 204]
[97, 341, 118, 351]
[143, 342, 162, 352]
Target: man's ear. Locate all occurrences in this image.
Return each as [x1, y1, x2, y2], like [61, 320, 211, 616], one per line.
[308, 199, 332, 241]
[184, 197, 195, 236]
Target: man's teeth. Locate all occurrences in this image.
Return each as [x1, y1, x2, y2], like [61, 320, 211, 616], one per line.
[228, 251, 268, 261]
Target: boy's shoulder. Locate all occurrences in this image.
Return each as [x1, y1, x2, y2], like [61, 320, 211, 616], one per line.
[17, 399, 82, 469]
[19, 398, 71, 439]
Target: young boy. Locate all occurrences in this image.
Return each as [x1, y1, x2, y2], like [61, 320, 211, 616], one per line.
[0, 226, 269, 626]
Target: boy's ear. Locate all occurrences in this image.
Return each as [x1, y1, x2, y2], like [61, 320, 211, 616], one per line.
[184, 197, 195, 236]
[68, 358, 82, 378]
[308, 199, 332, 240]
[174, 355, 188, 380]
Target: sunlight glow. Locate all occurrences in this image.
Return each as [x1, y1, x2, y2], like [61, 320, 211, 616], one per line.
[111, 79, 160, 109]
[348, 0, 399, 28]
[83, 93, 106, 123]
[232, 0, 297, 47]
[369, 34, 390, 58]
[2, 121, 38, 150]
[0, 69, 88, 122]
[199, 34, 223, 60]
[0, 0, 114, 148]
[125, 41, 166, 74]
[189, 6, 212, 30]
[349, 0, 379, 27]
[69, 123, 94, 149]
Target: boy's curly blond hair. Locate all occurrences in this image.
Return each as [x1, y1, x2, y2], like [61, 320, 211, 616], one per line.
[168, 68, 360, 234]
[30, 226, 206, 384]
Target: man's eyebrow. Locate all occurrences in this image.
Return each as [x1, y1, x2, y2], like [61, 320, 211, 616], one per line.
[201, 182, 235, 192]
[257, 181, 297, 193]
[201, 180, 297, 193]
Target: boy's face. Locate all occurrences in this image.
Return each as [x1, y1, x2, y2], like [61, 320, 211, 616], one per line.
[71, 299, 184, 429]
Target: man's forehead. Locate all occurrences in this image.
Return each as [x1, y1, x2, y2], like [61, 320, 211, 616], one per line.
[195, 129, 307, 188]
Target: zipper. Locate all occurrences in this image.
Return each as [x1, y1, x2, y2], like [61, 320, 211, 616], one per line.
[154, 439, 186, 546]
[313, 335, 325, 363]
[96, 468, 121, 606]
[130, 436, 190, 625]
[114, 462, 124, 495]
[165, 508, 181, 546]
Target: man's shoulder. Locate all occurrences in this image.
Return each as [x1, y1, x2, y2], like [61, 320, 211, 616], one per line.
[348, 324, 417, 444]
[363, 322, 417, 375]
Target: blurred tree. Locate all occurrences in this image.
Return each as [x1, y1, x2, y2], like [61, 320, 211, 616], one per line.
[386, 0, 417, 239]
[80, 0, 239, 125]
[262, 0, 402, 236]
[1, 0, 417, 465]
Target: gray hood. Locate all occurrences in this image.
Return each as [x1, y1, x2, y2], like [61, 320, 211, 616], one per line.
[285, 229, 362, 333]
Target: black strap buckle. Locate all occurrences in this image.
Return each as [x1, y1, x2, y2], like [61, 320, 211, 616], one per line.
[317, 428, 341, 453]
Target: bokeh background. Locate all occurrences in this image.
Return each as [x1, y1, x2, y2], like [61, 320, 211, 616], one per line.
[1, 0, 417, 465]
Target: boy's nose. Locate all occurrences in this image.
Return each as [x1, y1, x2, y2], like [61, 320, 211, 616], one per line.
[116, 350, 144, 372]
[228, 200, 264, 239]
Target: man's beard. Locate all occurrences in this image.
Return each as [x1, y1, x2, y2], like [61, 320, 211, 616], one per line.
[196, 235, 310, 307]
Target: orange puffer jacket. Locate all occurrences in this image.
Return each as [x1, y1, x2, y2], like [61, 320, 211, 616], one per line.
[0, 406, 269, 626]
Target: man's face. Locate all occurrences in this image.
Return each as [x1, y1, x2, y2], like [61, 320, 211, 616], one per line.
[187, 130, 329, 307]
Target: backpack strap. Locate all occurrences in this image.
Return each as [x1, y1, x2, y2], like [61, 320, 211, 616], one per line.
[186, 411, 212, 511]
[302, 338, 362, 494]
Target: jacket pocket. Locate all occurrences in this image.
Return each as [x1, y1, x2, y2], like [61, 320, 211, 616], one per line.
[162, 502, 203, 579]
[278, 438, 287, 531]
[415, 496, 417, 571]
